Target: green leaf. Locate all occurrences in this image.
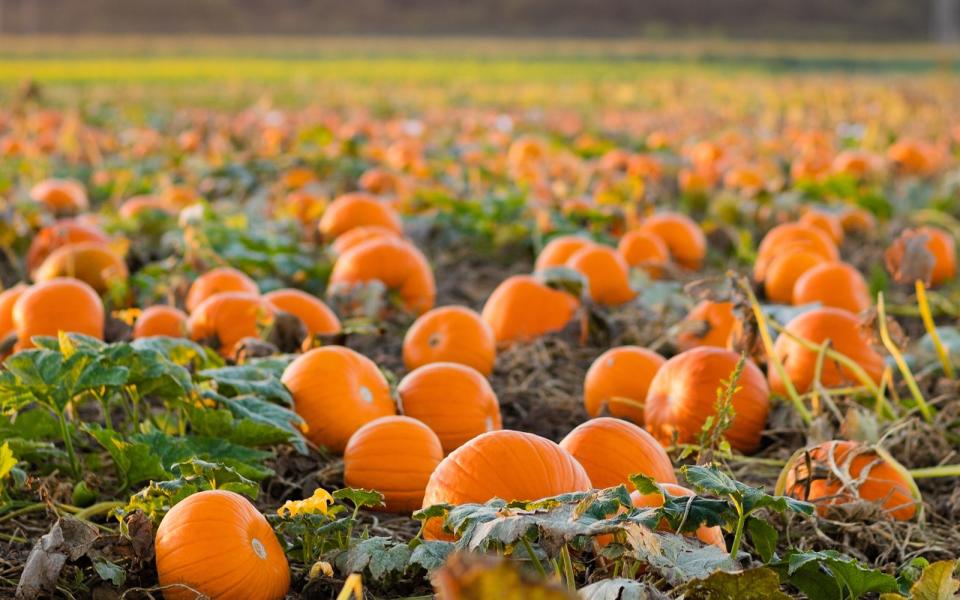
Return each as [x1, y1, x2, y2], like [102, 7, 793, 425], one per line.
[186, 400, 305, 454]
[681, 567, 791, 600]
[408, 540, 453, 572]
[745, 516, 778, 563]
[226, 395, 306, 453]
[682, 465, 740, 496]
[332, 487, 385, 510]
[131, 337, 222, 370]
[198, 365, 293, 405]
[908, 560, 959, 600]
[84, 425, 169, 488]
[342, 537, 411, 580]
[775, 549, 898, 600]
[173, 458, 261, 498]
[628, 528, 739, 585]
[92, 557, 126, 586]
[133, 431, 274, 481]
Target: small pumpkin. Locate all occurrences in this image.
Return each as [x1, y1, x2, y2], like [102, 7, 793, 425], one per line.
[329, 237, 436, 315]
[565, 244, 636, 306]
[884, 226, 956, 288]
[645, 347, 770, 454]
[617, 230, 670, 278]
[185, 267, 259, 314]
[263, 288, 341, 338]
[29, 178, 88, 214]
[583, 346, 665, 424]
[403, 305, 496, 376]
[559, 417, 677, 488]
[330, 224, 401, 256]
[630, 484, 726, 549]
[13, 278, 104, 350]
[831, 150, 879, 180]
[32, 241, 128, 294]
[26, 219, 110, 272]
[398, 362, 501, 454]
[534, 235, 594, 271]
[639, 212, 707, 270]
[155, 490, 290, 600]
[676, 301, 737, 351]
[282, 346, 396, 453]
[792, 261, 871, 313]
[188, 292, 275, 358]
[754, 222, 839, 282]
[133, 305, 188, 339]
[343, 416, 444, 513]
[480, 275, 580, 344]
[763, 250, 827, 304]
[319, 192, 403, 240]
[838, 207, 877, 235]
[798, 210, 844, 245]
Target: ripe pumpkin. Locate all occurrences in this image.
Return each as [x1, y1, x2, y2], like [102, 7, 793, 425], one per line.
[188, 292, 275, 358]
[887, 139, 942, 176]
[792, 261, 871, 313]
[398, 362, 502, 454]
[330, 224, 401, 256]
[29, 178, 88, 214]
[32, 241, 128, 294]
[838, 207, 877, 235]
[185, 267, 259, 314]
[118, 195, 176, 219]
[534, 235, 594, 271]
[559, 417, 677, 488]
[645, 347, 770, 454]
[630, 484, 726, 549]
[26, 220, 110, 272]
[0, 284, 28, 340]
[13, 278, 104, 350]
[263, 288, 341, 337]
[763, 250, 827, 304]
[133, 305, 188, 339]
[617, 230, 670, 278]
[319, 192, 403, 240]
[777, 440, 919, 521]
[421, 430, 592, 539]
[480, 275, 580, 344]
[768, 307, 885, 396]
[155, 490, 290, 600]
[565, 244, 636, 306]
[798, 210, 844, 245]
[583, 346, 665, 424]
[831, 150, 879, 179]
[403, 306, 496, 376]
[329, 237, 436, 315]
[885, 226, 956, 287]
[754, 222, 839, 282]
[676, 301, 737, 351]
[343, 416, 444, 513]
[639, 213, 707, 270]
[282, 346, 396, 453]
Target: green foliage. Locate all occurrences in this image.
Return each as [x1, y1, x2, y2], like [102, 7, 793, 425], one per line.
[772, 550, 898, 600]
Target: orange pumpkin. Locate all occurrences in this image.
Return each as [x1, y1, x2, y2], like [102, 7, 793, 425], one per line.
[565, 244, 635, 306]
[885, 226, 956, 287]
[639, 213, 707, 270]
[188, 292, 275, 358]
[118, 195, 176, 219]
[185, 267, 259, 314]
[344, 416, 444, 513]
[799, 210, 844, 245]
[559, 417, 677, 488]
[754, 222, 839, 282]
[263, 288, 341, 337]
[838, 207, 877, 235]
[330, 225, 401, 256]
[831, 150, 879, 179]
[768, 307, 885, 396]
[792, 261, 871, 313]
[617, 230, 670, 278]
[329, 237, 436, 315]
[583, 346, 665, 424]
[645, 347, 769, 454]
[281, 346, 396, 453]
[777, 440, 919, 521]
[32, 241, 128, 294]
[13, 278, 104, 350]
[676, 301, 737, 351]
[29, 178, 88, 214]
[421, 430, 592, 539]
[398, 362, 501, 454]
[133, 305, 188, 339]
[763, 251, 827, 304]
[630, 484, 726, 549]
[534, 235, 594, 271]
[403, 306, 496, 376]
[480, 275, 580, 344]
[887, 139, 942, 176]
[26, 220, 110, 272]
[318, 192, 403, 240]
[155, 490, 290, 600]
[0, 284, 28, 340]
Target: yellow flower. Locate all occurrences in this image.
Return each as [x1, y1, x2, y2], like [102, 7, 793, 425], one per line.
[0, 442, 16, 482]
[277, 487, 334, 517]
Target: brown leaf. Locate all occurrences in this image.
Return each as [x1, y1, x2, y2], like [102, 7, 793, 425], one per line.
[16, 517, 99, 599]
[885, 231, 934, 286]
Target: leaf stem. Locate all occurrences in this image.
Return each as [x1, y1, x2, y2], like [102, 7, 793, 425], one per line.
[728, 499, 746, 558]
[908, 464, 960, 479]
[520, 536, 547, 578]
[877, 292, 934, 423]
[74, 501, 124, 521]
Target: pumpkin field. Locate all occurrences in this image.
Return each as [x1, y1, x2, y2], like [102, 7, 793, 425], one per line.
[3, 38, 960, 599]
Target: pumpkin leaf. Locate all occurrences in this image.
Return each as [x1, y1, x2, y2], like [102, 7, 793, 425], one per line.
[680, 567, 791, 600]
[92, 556, 127, 586]
[131, 336, 223, 370]
[577, 578, 669, 600]
[624, 525, 739, 585]
[745, 516, 779, 563]
[133, 431, 274, 481]
[907, 560, 959, 600]
[773, 549, 898, 600]
[224, 395, 307, 453]
[197, 365, 293, 406]
[408, 540, 453, 572]
[84, 424, 169, 489]
[332, 487, 385, 510]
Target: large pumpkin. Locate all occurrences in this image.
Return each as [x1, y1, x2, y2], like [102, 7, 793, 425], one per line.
[403, 306, 496, 376]
[480, 275, 580, 344]
[32, 241, 128, 294]
[330, 224, 401, 256]
[263, 288, 341, 337]
[133, 305, 188, 339]
[188, 292, 274, 358]
[792, 261, 871, 313]
[639, 212, 707, 270]
[645, 347, 770, 454]
[565, 244, 636, 306]
[769, 307, 885, 396]
[26, 220, 110, 272]
[343, 416, 444, 513]
[155, 490, 290, 600]
[535, 235, 594, 271]
[583, 346, 665, 424]
[13, 278, 104, 350]
[398, 362, 501, 454]
[319, 192, 403, 240]
[282, 346, 396, 453]
[559, 417, 676, 488]
[186, 267, 259, 314]
[29, 178, 88, 215]
[329, 237, 436, 315]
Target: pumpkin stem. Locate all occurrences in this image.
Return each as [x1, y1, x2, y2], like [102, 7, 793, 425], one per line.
[876, 292, 934, 423]
[908, 464, 960, 479]
[914, 280, 956, 379]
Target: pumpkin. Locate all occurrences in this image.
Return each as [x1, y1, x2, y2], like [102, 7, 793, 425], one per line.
[676, 301, 737, 351]
[188, 292, 275, 358]
[776, 440, 919, 521]
[768, 307, 885, 396]
[329, 237, 436, 315]
[792, 261, 871, 313]
[330, 224, 401, 256]
[119, 195, 176, 219]
[133, 305, 188, 339]
[282, 346, 396, 453]
[398, 362, 501, 453]
[630, 484, 726, 549]
[645, 347, 770, 454]
[480, 275, 580, 344]
[565, 244, 636, 306]
[263, 288, 341, 337]
[763, 250, 827, 304]
[639, 212, 707, 270]
[884, 226, 956, 287]
[831, 150, 879, 179]
[29, 178, 88, 214]
[0, 284, 28, 341]
[421, 430, 592, 539]
[155, 489, 290, 600]
[403, 306, 496, 376]
[559, 417, 677, 488]
[318, 192, 403, 240]
[583, 346, 665, 424]
[13, 278, 104, 350]
[280, 166, 316, 189]
[186, 267, 259, 314]
[617, 230, 670, 278]
[343, 416, 444, 513]
[26, 220, 110, 272]
[534, 235, 594, 271]
[358, 167, 408, 196]
[754, 222, 839, 281]
[32, 241, 128, 294]
[887, 139, 942, 176]
[798, 210, 844, 245]
[838, 207, 877, 235]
